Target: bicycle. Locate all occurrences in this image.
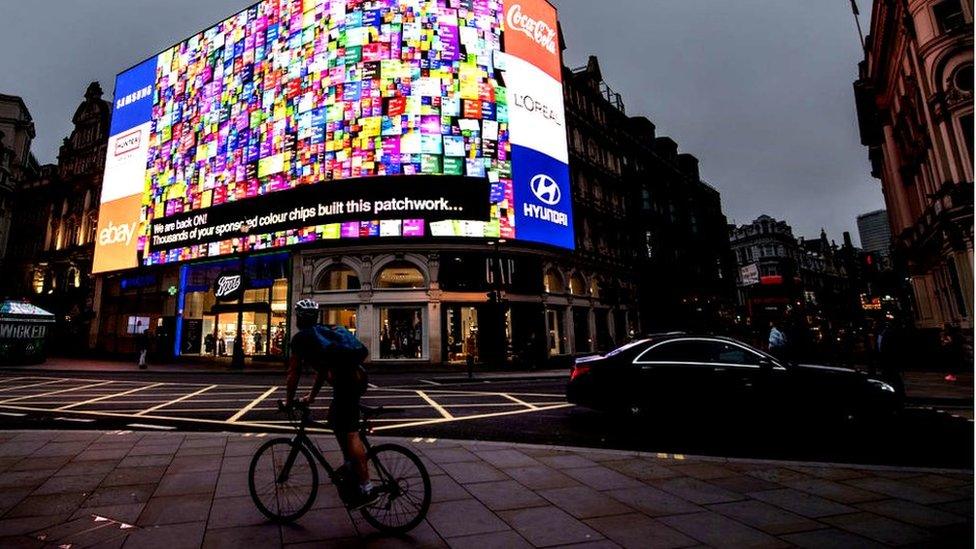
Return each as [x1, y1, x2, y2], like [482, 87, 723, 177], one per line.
[247, 400, 431, 534]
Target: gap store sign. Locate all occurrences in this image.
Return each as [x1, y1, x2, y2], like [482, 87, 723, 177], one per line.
[93, 0, 574, 274]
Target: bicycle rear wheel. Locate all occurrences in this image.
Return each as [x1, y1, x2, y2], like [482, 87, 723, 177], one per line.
[248, 438, 319, 523]
[360, 443, 431, 534]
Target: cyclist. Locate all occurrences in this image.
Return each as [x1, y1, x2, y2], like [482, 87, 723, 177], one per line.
[282, 299, 377, 509]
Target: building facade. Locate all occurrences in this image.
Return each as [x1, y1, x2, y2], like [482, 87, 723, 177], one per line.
[857, 208, 894, 265]
[0, 94, 37, 275]
[854, 0, 973, 339]
[3, 83, 110, 350]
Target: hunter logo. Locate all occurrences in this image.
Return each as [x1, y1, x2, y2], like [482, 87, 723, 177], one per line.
[114, 129, 142, 157]
[214, 273, 244, 301]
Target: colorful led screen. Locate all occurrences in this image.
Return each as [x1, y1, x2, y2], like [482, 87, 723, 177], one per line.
[94, 0, 572, 273]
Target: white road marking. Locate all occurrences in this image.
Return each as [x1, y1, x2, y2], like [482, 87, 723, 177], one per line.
[0, 412, 25, 417]
[0, 378, 67, 394]
[228, 386, 278, 423]
[419, 379, 441, 386]
[372, 403, 574, 431]
[54, 383, 166, 411]
[135, 384, 217, 416]
[126, 423, 175, 430]
[54, 417, 95, 423]
[498, 392, 538, 410]
[0, 381, 114, 405]
[416, 390, 453, 419]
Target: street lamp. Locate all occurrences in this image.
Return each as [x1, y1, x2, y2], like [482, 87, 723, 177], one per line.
[230, 223, 251, 370]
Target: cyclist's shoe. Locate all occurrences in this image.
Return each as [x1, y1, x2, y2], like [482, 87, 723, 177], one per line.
[346, 486, 381, 510]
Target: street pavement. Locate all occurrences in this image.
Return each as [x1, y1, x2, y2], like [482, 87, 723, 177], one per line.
[0, 429, 971, 548]
[0, 370, 971, 469]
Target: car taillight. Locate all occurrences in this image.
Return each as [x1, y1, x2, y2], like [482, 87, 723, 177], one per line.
[570, 364, 591, 381]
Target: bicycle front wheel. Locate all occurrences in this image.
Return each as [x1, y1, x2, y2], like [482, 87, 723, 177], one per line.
[360, 444, 431, 533]
[248, 437, 319, 523]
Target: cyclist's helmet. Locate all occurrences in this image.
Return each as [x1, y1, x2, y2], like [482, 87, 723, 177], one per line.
[295, 299, 319, 328]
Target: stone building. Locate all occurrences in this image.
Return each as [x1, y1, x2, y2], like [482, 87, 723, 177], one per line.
[4, 83, 110, 350]
[565, 56, 734, 335]
[854, 0, 973, 342]
[0, 94, 37, 275]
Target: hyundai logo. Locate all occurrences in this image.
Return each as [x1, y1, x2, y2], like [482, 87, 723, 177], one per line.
[530, 174, 561, 205]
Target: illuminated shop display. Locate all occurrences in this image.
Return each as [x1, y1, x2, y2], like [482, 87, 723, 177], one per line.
[94, 0, 572, 273]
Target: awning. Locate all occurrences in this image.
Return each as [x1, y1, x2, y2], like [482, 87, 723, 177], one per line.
[0, 301, 56, 324]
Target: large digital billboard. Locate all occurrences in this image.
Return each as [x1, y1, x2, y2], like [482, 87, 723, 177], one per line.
[94, 0, 572, 273]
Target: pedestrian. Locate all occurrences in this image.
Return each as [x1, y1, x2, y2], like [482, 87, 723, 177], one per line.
[253, 330, 264, 355]
[136, 324, 151, 370]
[768, 321, 788, 360]
[877, 319, 906, 394]
[939, 323, 965, 379]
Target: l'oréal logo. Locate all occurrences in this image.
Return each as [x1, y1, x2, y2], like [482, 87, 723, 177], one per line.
[114, 129, 141, 157]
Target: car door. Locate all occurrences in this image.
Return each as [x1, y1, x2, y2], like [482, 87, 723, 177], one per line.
[633, 339, 721, 415]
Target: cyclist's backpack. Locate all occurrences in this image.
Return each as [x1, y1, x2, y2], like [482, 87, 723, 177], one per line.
[312, 324, 369, 394]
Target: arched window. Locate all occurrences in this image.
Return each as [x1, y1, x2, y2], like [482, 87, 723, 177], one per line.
[315, 265, 360, 291]
[569, 274, 586, 295]
[590, 279, 603, 299]
[375, 261, 425, 289]
[544, 269, 564, 293]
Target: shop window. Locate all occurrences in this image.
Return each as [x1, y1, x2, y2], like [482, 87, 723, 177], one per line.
[316, 265, 360, 291]
[546, 308, 566, 355]
[378, 307, 424, 359]
[375, 261, 425, 289]
[569, 274, 586, 296]
[544, 269, 564, 293]
[31, 270, 45, 294]
[445, 306, 479, 364]
[127, 316, 150, 335]
[323, 307, 358, 333]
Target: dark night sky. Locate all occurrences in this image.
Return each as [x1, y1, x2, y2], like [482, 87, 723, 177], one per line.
[0, 1, 883, 244]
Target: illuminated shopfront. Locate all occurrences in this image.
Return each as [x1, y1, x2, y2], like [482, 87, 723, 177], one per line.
[175, 253, 289, 358]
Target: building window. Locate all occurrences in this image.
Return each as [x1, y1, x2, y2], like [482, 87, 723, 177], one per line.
[315, 265, 360, 291]
[544, 269, 564, 293]
[960, 114, 974, 166]
[952, 65, 974, 94]
[375, 261, 425, 289]
[569, 274, 586, 295]
[322, 307, 357, 333]
[934, 0, 965, 33]
[127, 316, 150, 335]
[31, 270, 45, 294]
[378, 307, 424, 359]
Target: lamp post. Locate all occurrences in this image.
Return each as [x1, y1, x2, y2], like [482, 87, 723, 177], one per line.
[230, 224, 251, 370]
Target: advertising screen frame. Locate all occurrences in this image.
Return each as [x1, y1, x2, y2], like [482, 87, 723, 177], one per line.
[93, 0, 572, 274]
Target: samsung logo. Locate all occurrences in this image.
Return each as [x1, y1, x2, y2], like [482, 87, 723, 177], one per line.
[115, 85, 152, 109]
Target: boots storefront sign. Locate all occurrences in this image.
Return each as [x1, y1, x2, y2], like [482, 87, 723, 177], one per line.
[214, 272, 245, 302]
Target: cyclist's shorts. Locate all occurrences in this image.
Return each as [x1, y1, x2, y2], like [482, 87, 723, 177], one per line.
[327, 394, 361, 433]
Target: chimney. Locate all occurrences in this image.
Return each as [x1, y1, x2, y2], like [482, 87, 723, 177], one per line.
[677, 153, 700, 181]
[654, 137, 678, 161]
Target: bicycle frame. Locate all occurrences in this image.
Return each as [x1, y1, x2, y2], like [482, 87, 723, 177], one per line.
[278, 406, 387, 491]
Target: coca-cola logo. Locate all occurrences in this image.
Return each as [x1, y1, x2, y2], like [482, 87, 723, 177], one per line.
[507, 4, 557, 54]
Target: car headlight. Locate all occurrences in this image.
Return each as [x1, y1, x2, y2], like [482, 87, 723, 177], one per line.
[867, 379, 896, 393]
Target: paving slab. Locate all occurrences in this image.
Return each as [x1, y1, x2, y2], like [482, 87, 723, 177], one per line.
[0, 430, 969, 548]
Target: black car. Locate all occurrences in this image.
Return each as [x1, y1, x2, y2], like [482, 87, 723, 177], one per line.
[566, 335, 902, 422]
